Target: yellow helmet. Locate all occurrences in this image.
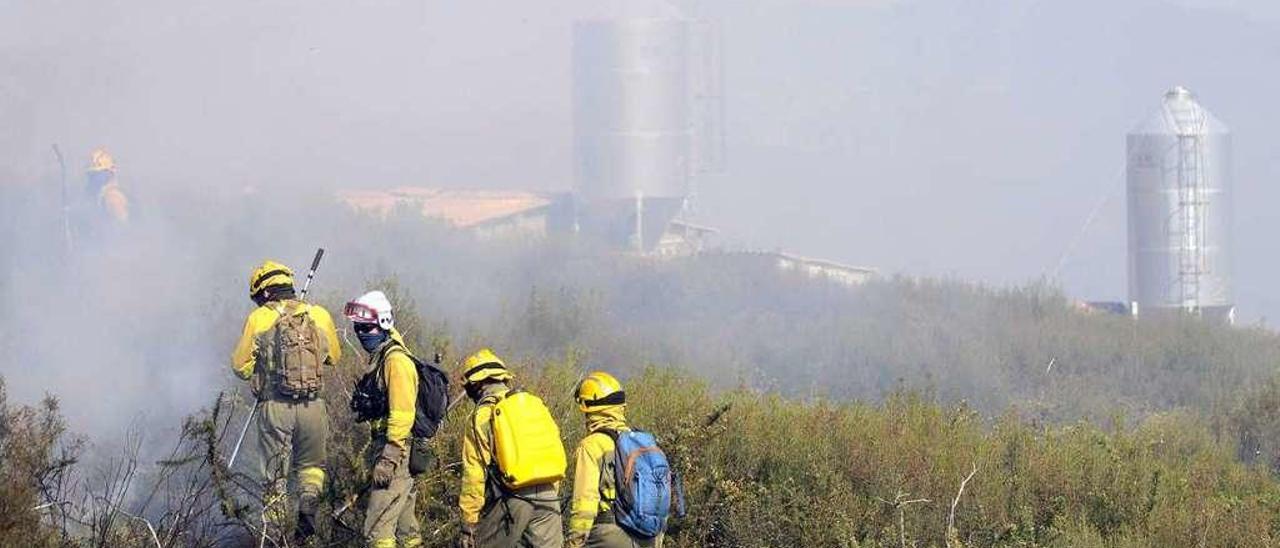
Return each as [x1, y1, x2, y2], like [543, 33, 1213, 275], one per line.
[88, 149, 116, 172]
[248, 260, 295, 298]
[462, 348, 513, 385]
[575, 371, 625, 412]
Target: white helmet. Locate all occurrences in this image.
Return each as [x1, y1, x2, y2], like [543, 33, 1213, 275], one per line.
[344, 290, 394, 330]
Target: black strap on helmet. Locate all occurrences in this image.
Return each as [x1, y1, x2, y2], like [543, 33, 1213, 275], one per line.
[464, 362, 506, 381]
[580, 390, 625, 407]
[251, 269, 292, 293]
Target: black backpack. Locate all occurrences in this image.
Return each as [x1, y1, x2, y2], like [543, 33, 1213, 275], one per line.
[409, 348, 450, 439]
[350, 342, 451, 439]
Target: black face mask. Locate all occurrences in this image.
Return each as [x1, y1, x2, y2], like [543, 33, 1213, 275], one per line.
[357, 329, 389, 353]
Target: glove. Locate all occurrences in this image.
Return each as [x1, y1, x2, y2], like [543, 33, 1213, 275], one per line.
[371, 443, 402, 488]
[565, 532, 587, 548]
[458, 522, 477, 548]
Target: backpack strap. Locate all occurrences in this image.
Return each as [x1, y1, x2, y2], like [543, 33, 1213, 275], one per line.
[476, 390, 505, 451]
[377, 340, 409, 371]
[369, 340, 404, 390]
[278, 299, 310, 317]
[594, 428, 621, 504]
[477, 391, 504, 408]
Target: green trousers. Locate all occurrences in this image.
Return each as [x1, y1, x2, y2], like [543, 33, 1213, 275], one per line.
[477, 484, 563, 548]
[256, 398, 328, 505]
[586, 522, 663, 548]
[364, 439, 422, 548]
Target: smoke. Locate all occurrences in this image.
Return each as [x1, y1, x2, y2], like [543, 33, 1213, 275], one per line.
[4, 0, 1280, 451]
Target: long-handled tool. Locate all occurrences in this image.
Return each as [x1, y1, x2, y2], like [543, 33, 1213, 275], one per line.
[227, 248, 326, 469]
[51, 144, 72, 254]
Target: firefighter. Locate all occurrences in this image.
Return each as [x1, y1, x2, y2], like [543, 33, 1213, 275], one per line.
[344, 290, 422, 548]
[85, 149, 128, 223]
[458, 349, 564, 548]
[230, 260, 341, 542]
[566, 372, 666, 548]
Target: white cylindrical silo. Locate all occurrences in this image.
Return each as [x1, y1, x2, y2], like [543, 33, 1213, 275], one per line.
[572, 19, 692, 250]
[1126, 87, 1233, 320]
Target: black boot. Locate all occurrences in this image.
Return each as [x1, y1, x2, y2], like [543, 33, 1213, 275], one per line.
[293, 510, 317, 544]
[294, 494, 319, 544]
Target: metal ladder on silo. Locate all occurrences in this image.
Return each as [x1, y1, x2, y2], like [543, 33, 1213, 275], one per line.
[1174, 131, 1207, 315]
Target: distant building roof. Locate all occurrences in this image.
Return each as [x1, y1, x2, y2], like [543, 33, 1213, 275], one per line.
[667, 219, 719, 236]
[770, 251, 878, 286]
[707, 250, 878, 287]
[339, 187, 554, 228]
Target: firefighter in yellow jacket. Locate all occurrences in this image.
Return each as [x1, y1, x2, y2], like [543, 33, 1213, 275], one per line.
[85, 149, 129, 223]
[458, 349, 564, 548]
[344, 290, 422, 548]
[231, 260, 341, 542]
[566, 372, 662, 548]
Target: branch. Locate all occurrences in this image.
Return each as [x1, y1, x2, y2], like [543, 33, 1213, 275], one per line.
[879, 491, 932, 548]
[947, 463, 978, 547]
[92, 495, 161, 548]
[115, 508, 162, 548]
[31, 500, 73, 512]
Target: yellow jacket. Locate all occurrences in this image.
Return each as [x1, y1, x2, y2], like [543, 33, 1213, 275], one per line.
[459, 384, 509, 524]
[230, 300, 341, 381]
[568, 407, 629, 536]
[99, 182, 129, 223]
[369, 330, 418, 450]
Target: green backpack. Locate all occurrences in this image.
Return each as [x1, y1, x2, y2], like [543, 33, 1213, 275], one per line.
[257, 302, 327, 399]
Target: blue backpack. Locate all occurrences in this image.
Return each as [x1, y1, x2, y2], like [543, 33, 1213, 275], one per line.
[605, 429, 686, 538]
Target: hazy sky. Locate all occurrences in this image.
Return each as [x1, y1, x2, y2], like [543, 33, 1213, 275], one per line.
[4, 0, 1279, 319]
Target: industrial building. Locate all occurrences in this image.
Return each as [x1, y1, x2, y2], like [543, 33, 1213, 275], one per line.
[338, 17, 875, 287]
[337, 186, 720, 255]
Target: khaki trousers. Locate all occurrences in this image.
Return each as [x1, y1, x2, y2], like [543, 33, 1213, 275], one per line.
[477, 484, 563, 548]
[586, 521, 663, 548]
[364, 439, 421, 548]
[256, 398, 328, 503]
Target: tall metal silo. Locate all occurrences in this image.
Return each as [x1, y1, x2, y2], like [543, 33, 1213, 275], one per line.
[1126, 86, 1234, 321]
[573, 19, 692, 251]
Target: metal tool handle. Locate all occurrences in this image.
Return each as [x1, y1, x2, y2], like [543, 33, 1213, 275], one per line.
[227, 403, 258, 469]
[299, 248, 325, 299]
[51, 144, 72, 254]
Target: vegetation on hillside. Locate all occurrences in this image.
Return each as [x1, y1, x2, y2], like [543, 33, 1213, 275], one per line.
[6, 360, 1280, 546]
[6, 185, 1280, 545]
[5, 288, 1280, 546]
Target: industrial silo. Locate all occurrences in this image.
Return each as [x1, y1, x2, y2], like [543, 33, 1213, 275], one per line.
[1126, 86, 1234, 321]
[573, 19, 692, 251]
